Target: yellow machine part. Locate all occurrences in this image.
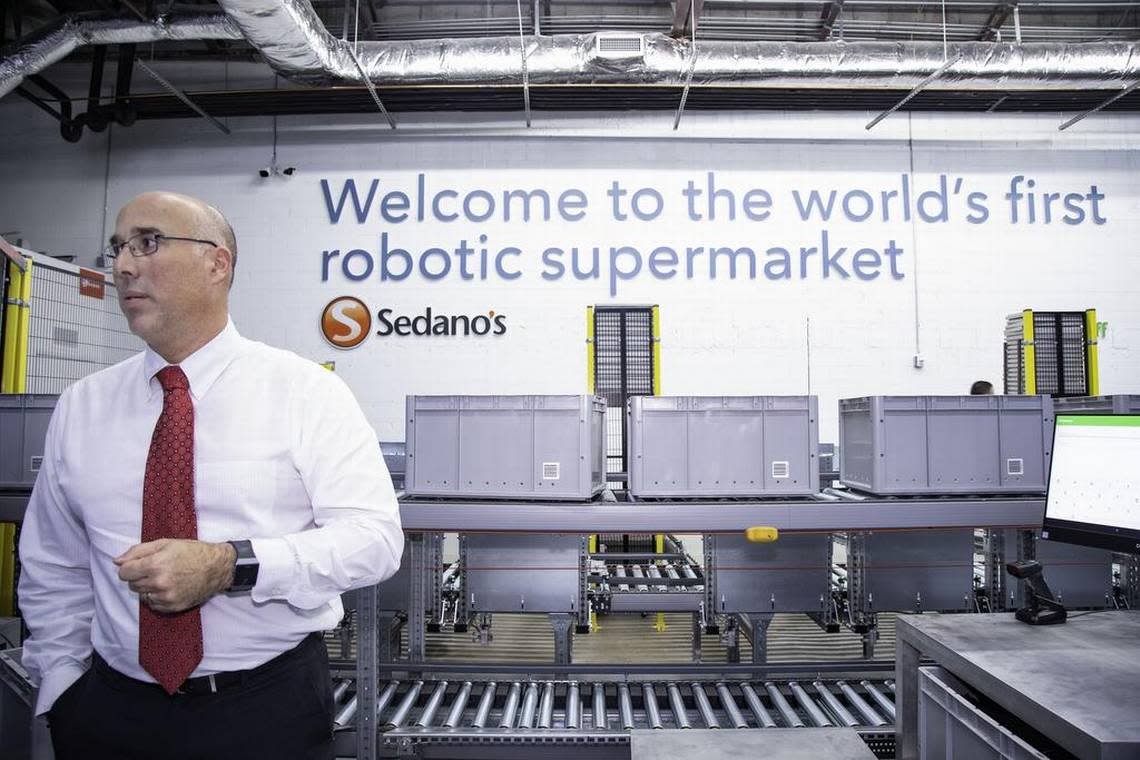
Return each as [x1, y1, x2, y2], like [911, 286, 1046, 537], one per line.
[1085, 308, 1099, 396]
[0, 523, 16, 617]
[745, 526, 780, 543]
[1021, 309, 1036, 395]
[2, 257, 33, 394]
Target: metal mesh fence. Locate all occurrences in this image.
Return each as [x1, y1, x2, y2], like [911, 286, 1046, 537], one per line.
[1004, 311, 1090, 397]
[25, 259, 142, 394]
[594, 307, 655, 552]
[1032, 313, 1060, 395]
[1031, 312, 1089, 397]
[1059, 313, 1089, 396]
[593, 307, 654, 484]
[1003, 316, 1024, 395]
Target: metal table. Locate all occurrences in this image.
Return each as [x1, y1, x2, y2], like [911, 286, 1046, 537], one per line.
[895, 610, 1140, 760]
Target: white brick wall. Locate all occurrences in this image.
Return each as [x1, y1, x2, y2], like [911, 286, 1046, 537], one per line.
[2, 100, 1137, 441]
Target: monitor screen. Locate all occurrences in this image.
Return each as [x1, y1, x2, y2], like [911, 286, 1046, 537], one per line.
[1043, 414, 1140, 554]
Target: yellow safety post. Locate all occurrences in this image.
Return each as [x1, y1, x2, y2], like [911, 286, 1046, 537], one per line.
[651, 306, 667, 632]
[651, 305, 661, 396]
[653, 533, 667, 632]
[586, 306, 596, 394]
[1085, 309, 1099, 396]
[1022, 309, 1036, 395]
[0, 523, 15, 617]
[2, 256, 32, 394]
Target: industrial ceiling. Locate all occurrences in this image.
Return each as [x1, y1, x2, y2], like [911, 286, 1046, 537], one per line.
[2, 0, 1139, 140]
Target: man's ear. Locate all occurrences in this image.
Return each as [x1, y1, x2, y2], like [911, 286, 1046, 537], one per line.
[209, 246, 234, 285]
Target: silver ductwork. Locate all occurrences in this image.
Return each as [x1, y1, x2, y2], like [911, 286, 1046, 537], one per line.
[214, 0, 1140, 91]
[2, 0, 1138, 104]
[0, 14, 242, 99]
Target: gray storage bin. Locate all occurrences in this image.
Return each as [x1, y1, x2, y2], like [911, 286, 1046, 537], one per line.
[1054, 395, 1140, 414]
[839, 396, 1053, 495]
[0, 394, 58, 488]
[919, 666, 1048, 760]
[628, 396, 819, 498]
[405, 395, 606, 500]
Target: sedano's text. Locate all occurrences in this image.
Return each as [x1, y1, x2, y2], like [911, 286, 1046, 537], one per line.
[377, 307, 507, 337]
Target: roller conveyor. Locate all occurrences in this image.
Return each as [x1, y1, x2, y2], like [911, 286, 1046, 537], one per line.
[599, 558, 705, 612]
[331, 675, 896, 750]
[601, 559, 702, 590]
[861, 679, 896, 721]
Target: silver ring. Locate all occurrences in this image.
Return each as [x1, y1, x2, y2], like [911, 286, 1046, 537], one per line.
[143, 591, 152, 606]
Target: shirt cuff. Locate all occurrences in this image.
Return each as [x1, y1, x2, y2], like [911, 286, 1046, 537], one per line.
[249, 536, 295, 603]
[35, 662, 88, 716]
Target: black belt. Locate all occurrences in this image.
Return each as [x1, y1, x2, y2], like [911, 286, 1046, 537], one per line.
[92, 632, 320, 696]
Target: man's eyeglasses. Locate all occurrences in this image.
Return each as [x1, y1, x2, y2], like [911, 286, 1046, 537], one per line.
[104, 232, 218, 260]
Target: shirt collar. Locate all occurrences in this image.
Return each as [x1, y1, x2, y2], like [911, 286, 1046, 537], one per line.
[143, 318, 243, 402]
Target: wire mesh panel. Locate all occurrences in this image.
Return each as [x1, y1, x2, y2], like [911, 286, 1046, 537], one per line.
[1032, 312, 1089, 397]
[1004, 311, 1090, 397]
[594, 306, 655, 554]
[593, 307, 654, 485]
[1059, 313, 1089, 396]
[25, 256, 142, 394]
[1003, 316, 1024, 395]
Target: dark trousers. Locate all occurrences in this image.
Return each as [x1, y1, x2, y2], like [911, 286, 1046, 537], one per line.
[49, 633, 334, 760]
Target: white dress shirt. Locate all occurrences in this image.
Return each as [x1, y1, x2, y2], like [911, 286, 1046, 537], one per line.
[18, 319, 404, 715]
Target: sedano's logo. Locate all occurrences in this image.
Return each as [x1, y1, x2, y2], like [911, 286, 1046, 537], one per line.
[320, 298, 507, 349]
[320, 296, 371, 349]
[378, 307, 506, 337]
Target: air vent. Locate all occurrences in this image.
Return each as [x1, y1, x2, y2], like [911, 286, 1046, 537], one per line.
[771, 461, 790, 479]
[594, 33, 645, 59]
[543, 462, 561, 480]
[1006, 458, 1024, 476]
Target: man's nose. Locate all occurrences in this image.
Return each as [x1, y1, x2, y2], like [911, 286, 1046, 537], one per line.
[113, 250, 138, 280]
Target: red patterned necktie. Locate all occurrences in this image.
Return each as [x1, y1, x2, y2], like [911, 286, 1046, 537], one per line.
[139, 365, 203, 694]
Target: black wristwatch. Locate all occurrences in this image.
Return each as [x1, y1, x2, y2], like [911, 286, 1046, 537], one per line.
[227, 540, 260, 593]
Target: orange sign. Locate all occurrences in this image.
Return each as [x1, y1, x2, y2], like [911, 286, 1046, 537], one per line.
[78, 268, 105, 299]
[320, 296, 371, 349]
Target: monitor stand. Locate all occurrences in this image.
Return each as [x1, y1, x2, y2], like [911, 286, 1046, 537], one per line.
[1006, 560, 1068, 625]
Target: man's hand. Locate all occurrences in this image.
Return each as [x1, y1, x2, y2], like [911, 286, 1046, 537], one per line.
[114, 539, 237, 614]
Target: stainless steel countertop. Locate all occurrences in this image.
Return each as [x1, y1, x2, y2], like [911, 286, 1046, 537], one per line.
[897, 610, 1140, 760]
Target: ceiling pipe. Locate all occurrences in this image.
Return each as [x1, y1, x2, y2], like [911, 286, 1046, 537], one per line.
[0, 13, 242, 100]
[2, 1, 1139, 104]
[215, 0, 1140, 91]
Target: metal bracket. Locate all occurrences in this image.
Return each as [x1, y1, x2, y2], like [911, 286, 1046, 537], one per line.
[134, 58, 230, 135]
[0, 236, 27, 273]
[865, 53, 963, 130]
[1059, 79, 1140, 131]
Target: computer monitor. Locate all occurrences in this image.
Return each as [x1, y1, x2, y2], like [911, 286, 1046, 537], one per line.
[1043, 414, 1140, 554]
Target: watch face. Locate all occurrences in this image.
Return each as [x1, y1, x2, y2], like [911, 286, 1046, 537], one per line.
[228, 541, 259, 591]
[231, 562, 259, 591]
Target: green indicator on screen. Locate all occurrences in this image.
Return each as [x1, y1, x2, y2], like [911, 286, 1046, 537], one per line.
[1057, 415, 1140, 427]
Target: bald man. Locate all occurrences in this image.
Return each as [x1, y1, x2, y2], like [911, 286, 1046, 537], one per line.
[18, 192, 404, 759]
